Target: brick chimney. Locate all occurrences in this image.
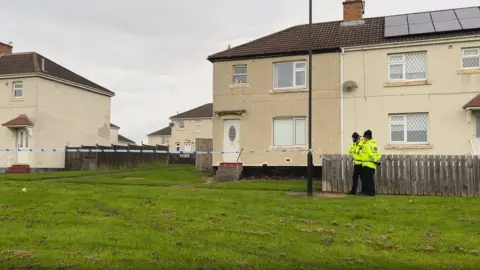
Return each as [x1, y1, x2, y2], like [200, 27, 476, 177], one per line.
[0, 42, 12, 55]
[343, 0, 365, 22]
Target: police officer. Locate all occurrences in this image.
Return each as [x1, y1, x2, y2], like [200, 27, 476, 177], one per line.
[347, 132, 364, 195]
[360, 130, 381, 196]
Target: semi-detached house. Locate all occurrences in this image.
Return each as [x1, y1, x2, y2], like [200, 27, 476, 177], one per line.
[0, 43, 114, 172]
[208, 0, 480, 177]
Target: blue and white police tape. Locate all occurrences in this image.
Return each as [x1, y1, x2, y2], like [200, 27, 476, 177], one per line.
[0, 148, 311, 155]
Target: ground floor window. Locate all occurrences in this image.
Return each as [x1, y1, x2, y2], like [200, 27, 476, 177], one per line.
[389, 113, 428, 143]
[273, 118, 306, 146]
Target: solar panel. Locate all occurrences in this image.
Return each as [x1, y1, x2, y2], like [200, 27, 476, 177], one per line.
[454, 7, 480, 19]
[431, 10, 457, 22]
[460, 17, 480, 29]
[408, 13, 432, 24]
[409, 22, 435, 34]
[384, 7, 480, 38]
[433, 20, 462, 32]
[385, 25, 409, 37]
[385, 15, 408, 26]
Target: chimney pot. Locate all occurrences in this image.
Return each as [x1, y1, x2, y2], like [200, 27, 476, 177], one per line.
[343, 0, 365, 22]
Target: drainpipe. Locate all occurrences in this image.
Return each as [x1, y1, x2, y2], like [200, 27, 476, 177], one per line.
[340, 48, 345, 180]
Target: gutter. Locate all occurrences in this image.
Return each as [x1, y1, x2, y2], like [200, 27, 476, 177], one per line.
[169, 117, 213, 121]
[344, 35, 480, 52]
[0, 73, 115, 97]
[207, 48, 341, 63]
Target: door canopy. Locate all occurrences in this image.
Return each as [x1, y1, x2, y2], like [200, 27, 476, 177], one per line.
[1, 115, 34, 128]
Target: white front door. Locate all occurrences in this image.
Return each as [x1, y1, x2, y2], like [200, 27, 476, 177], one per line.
[16, 128, 29, 164]
[184, 142, 192, 152]
[223, 119, 240, 162]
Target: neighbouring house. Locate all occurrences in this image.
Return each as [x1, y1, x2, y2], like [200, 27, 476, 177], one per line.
[0, 43, 114, 172]
[147, 126, 171, 146]
[169, 103, 213, 152]
[208, 1, 480, 176]
[117, 134, 136, 146]
[110, 123, 136, 146]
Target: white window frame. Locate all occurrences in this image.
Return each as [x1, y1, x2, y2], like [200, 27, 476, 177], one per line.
[195, 120, 201, 132]
[272, 117, 307, 147]
[233, 65, 247, 84]
[388, 52, 427, 81]
[461, 48, 480, 69]
[13, 82, 23, 99]
[389, 113, 429, 144]
[178, 121, 184, 129]
[273, 61, 307, 90]
[162, 137, 169, 144]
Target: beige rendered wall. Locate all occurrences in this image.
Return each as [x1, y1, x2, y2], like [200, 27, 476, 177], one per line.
[212, 53, 341, 166]
[33, 78, 111, 168]
[0, 77, 39, 168]
[148, 135, 170, 146]
[169, 118, 212, 152]
[110, 127, 119, 145]
[343, 39, 480, 155]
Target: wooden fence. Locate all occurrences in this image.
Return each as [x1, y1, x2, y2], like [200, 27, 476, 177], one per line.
[322, 154, 480, 196]
[195, 138, 213, 172]
[65, 144, 169, 171]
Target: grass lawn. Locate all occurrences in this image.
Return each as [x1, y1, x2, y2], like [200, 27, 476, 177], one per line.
[1, 166, 480, 269]
[1, 164, 182, 181]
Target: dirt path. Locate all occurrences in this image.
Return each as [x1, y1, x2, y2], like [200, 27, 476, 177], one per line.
[38, 171, 138, 182]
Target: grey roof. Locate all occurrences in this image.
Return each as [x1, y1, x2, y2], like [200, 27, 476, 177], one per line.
[208, 7, 480, 62]
[0, 52, 114, 95]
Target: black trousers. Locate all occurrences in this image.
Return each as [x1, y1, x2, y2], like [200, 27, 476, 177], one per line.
[361, 167, 376, 196]
[350, 164, 363, 194]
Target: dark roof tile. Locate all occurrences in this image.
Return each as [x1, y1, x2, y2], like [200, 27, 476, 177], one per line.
[208, 10, 480, 62]
[0, 52, 114, 95]
[148, 126, 172, 136]
[118, 134, 135, 144]
[170, 103, 213, 119]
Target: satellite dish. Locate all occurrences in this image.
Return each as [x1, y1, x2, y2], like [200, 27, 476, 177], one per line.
[342, 80, 358, 92]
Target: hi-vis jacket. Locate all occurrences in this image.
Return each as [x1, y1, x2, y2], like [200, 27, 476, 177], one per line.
[360, 139, 381, 169]
[347, 139, 364, 165]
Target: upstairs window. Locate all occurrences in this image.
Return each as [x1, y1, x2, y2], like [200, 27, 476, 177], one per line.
[462, 48, 480, 69]
[13, 82, 23, 98]
[233, 65, 247, 84]
[388, 52, 427, 81]
[273, 61, 306, 89]
[179, 121, 184, 129]
[195, 120, 201, 132]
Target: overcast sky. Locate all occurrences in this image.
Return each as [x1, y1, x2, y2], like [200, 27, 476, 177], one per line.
[1, 0, 478, 143]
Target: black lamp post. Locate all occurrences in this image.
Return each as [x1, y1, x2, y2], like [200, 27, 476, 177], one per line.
[307, 0, 313, 197]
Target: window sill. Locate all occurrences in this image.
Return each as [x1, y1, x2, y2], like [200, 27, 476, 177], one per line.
[10, 98, 24, 102]
[269, 146, 308, 151]
[229, 83, 250, 89]
[457, 68, 480, 75]
[384, 80, 430, 88]
[269, 88, 308, 94]
[385, 144, 433, 150]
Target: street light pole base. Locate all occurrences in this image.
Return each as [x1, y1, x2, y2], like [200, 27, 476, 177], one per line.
[307, 151, 313, 196]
